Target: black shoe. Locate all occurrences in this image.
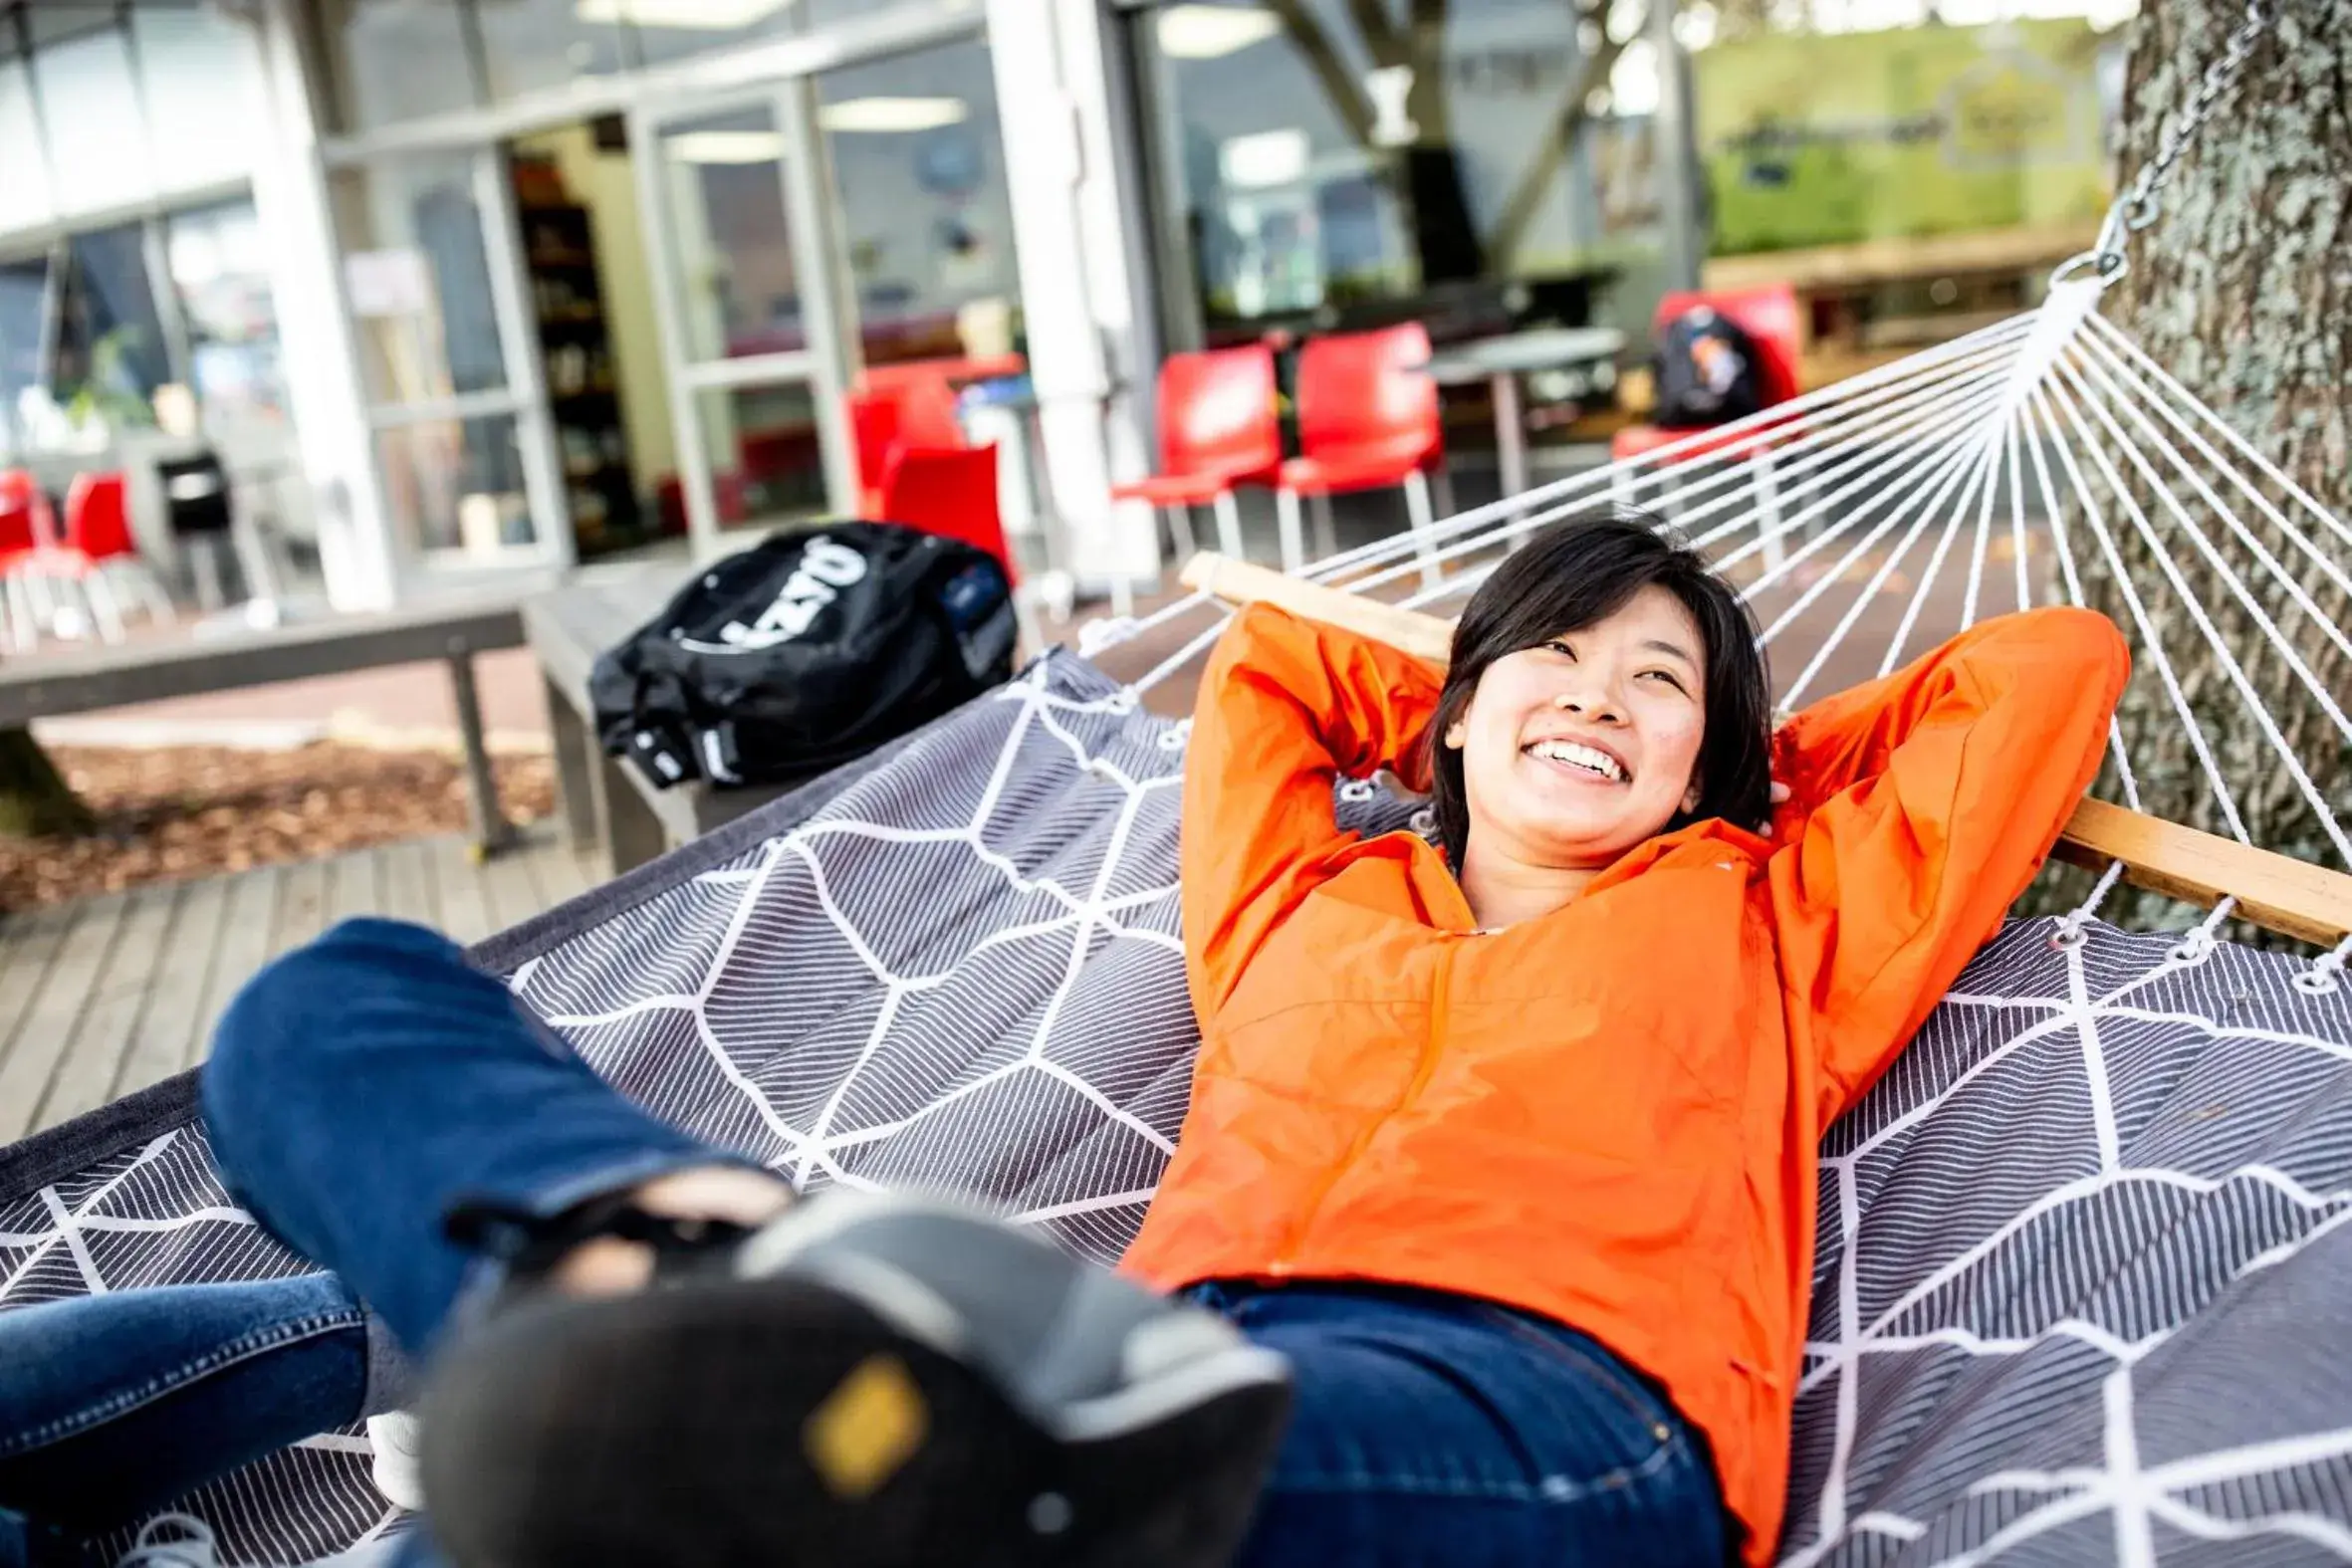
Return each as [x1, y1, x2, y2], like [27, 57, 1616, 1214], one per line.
[417, 1191, 1292, 1568]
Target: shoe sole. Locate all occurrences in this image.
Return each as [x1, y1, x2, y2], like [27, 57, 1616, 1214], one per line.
[418, 1276, 1290, 1568]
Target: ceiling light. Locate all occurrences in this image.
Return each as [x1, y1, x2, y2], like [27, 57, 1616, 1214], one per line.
[666, 129, 786, 164]
[1219, 127, 1307, 189]
[576, 0, 795, 29]
[819, 97, 969, 134]
[1156, 5, 1282, 60]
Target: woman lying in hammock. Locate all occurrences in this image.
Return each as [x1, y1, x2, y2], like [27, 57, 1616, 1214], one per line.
[0, 515, 2126, 1568]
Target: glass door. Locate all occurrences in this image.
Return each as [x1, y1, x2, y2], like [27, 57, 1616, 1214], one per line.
[331, 148, 567, 570]
[632, 90, 855, 552]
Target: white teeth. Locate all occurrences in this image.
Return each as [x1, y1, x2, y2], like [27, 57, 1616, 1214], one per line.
[1529, 740, 1626, 782]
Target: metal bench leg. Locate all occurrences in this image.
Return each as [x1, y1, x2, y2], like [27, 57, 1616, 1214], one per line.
[447, 650, 516, 860]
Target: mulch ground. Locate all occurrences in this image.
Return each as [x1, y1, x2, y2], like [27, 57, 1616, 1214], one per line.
[0, 745, 556, 913]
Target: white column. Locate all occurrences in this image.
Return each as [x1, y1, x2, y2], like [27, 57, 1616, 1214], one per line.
[235, 0, 400, 611]
[986, 0, 1161, 599]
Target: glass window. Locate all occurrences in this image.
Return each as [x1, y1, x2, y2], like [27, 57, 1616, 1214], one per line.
[1688, 5, 2129, 364]
[36, 21, 152, 215]
[131, 8, 264, 195]
[0, 60, 50, 232]
[51, 224, 169, 433]
[377, 412, 535, 555]
[815, 37, 1023, 370]
[618, 0, 801, 73]
[169, 200, 291, 434]
[475, 0, 628, 102]
[319, 0, 480, 134]
[1136, 0, 1662, 342]
[332, 155, 509, 404]
[652, 105, 805, 363]
[697, 381, 824, 530]
[0, 255, 51, 460]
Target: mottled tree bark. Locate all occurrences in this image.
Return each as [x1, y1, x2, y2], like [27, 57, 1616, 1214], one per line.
[2040, 0, 2352, 938]
[0, 727, 92, 840]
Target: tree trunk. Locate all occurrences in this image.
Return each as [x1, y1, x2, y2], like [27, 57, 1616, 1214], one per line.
[2048, 0, 2352, 938]
[0, 726, 93, 839]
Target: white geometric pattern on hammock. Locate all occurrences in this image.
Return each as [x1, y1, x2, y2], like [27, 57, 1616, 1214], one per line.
[6, 653, 2351, 1566]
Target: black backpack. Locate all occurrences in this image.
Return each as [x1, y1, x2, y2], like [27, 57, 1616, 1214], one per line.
[1653, 305, 1765, 427]
[591, 523, 1018, 790]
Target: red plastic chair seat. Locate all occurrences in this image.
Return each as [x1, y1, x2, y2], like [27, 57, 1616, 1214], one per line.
[874, 443, 1010, 574]
[1278, 435, 1436, 497]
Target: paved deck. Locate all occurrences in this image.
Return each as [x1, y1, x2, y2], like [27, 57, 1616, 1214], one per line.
[0, 828, 594, 1141]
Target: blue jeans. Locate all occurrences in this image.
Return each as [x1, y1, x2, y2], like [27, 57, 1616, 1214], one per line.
[0, 919, 1729, 1566]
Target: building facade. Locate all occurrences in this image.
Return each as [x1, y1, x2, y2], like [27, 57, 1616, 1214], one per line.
[0, 0, 2126, 612]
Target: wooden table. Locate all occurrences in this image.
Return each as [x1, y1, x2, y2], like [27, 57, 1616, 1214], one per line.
[525, 565, 822, 878]
[0, 598, 527, 854]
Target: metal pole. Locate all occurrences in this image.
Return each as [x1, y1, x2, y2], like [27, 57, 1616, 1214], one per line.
[1650, 0, 1702, 295]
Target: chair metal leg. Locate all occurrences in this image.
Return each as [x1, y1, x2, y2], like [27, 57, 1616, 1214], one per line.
[1212, 490, 1245, 560]
[1165, 505, 1198, 565]
[190, 537, 226, 612]
[113, 560, 175, 624]
[1307, 492, 1338, 562]
[1403, 472, 1442, 592]
[1275, 488, 1306, 575]
[1432, 465, 1457, 526]
[23, 567, 56, 625]
[82, 570, 126, 644]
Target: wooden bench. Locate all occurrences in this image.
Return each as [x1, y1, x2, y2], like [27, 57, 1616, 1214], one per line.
[525, 566, 822, 878]
[0, 599, 528, 855]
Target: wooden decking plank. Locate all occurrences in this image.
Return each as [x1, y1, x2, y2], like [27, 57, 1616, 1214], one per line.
[526, 831, 592, 910]
[38, 883, 177, 1132]
[0, 894, 132, 1142]
[268, 857, 331, 962]
[428, 836, 496, 948]
[377, 839, 440, 931]
[112, 874, 227, 1100]
[326, 845, 383, 928]
[0, 904, 81, 1098]
[479, 837, 548, 936]
[190, 863, 283, 1068]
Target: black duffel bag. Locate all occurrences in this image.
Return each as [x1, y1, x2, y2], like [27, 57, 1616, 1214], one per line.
[590, 522, 1018, 790]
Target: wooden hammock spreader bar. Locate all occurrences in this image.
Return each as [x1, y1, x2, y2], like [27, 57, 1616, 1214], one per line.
[1179, 553, 2352, 948]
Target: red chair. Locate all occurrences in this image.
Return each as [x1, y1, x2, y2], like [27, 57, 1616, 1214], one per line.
[0, 476, 44, 652]
[1109, 345, 1282, 567]
[1610, 284, 1802, 465]
[1, 470, 68, 649]
[874, 442, 1043, 653]
[849, 373, 966, 519]
[1277, 325, 1446, 579]
[875, 444, 1004, 564]
[47, 472, 175, 639]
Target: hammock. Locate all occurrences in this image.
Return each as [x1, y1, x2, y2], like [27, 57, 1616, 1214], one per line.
[7, 8, 2350, 1562]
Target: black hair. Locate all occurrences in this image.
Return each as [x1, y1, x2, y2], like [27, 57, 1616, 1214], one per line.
[1424, 511, 1773, 870]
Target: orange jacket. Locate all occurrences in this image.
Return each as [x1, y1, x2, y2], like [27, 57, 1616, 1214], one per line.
[1120, 601, 2128, 1563]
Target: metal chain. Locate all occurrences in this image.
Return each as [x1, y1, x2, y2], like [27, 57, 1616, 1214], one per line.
[2113, 0, 2274, 238]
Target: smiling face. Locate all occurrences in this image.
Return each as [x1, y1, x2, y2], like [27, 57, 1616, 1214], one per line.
[1442, 583, 1710, 872]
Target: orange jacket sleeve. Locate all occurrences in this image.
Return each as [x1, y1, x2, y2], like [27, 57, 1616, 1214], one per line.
[1182, 602, 1445, 1017]
[1766, 606, 2129, 1120]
